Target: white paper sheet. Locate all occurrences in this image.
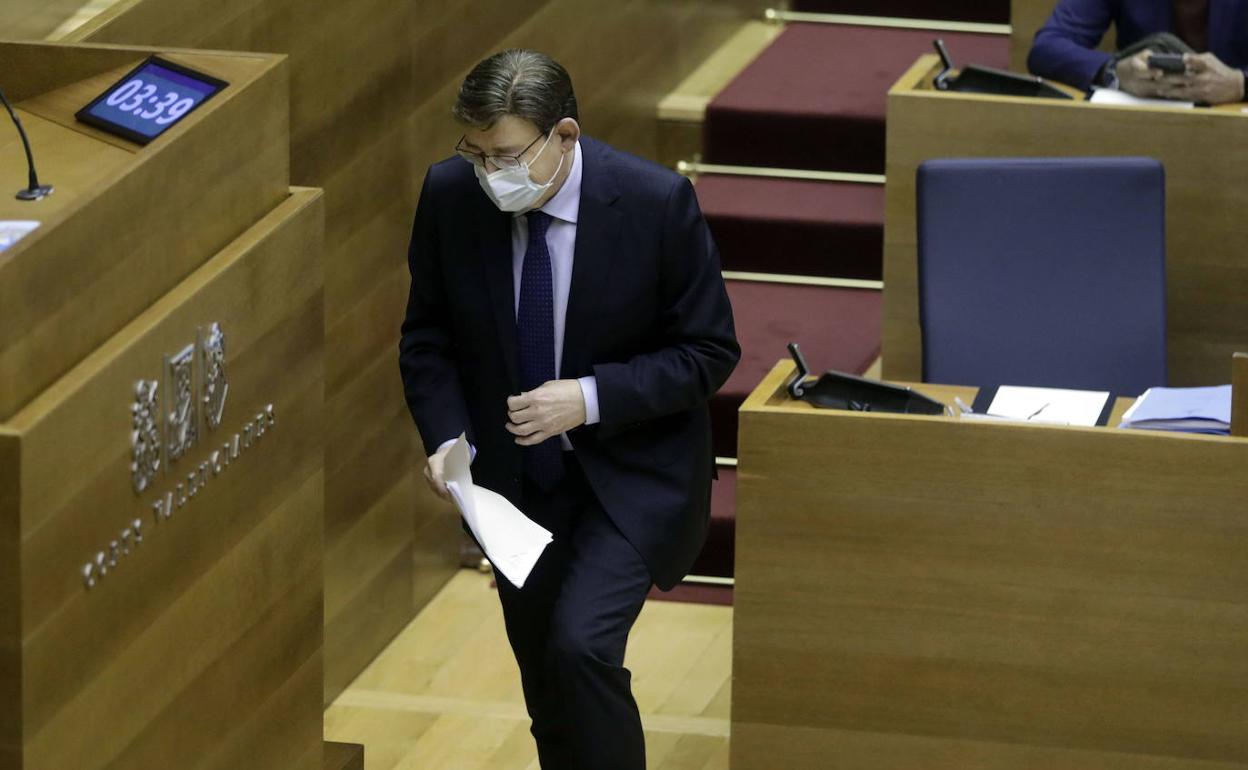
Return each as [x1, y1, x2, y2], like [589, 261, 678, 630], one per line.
[0, 220, 39, 253]
[443, 433, 551, 588]
[987, 385, 1110, 426]
[1089, 87, 1194, 109]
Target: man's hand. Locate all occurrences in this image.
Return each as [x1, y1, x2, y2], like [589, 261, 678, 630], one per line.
[1117, 49, 1165, 98]
[1153, 52, 1247, 104]
[507, 380, 586, 446]
[423, 443, 454, 501]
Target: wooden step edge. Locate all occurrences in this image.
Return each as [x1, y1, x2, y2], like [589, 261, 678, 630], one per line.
[324, 740, 364, 770]
[679, 161, 886, 185]
[723, 270, 884, 291]
[657, 20, 782, 123]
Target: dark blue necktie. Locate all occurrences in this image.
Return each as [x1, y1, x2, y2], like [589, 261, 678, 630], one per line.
[516, 210, 565, 490]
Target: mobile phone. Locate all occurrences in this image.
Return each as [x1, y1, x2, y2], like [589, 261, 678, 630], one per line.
[1147, 53, 1187, 74]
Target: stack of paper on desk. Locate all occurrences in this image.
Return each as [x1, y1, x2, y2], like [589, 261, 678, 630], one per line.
[443, 433, 552, 588]
[1119, 385, 1232, 434]
[972, 385, 1110, 426]
[1089, 87, 1195, 109]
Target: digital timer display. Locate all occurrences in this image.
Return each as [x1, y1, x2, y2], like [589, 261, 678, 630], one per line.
[75, 56, 227, 145]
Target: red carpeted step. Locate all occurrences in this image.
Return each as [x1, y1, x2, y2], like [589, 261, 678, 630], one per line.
[712, 280, 881, 457]
[790, 0, 1009, 24]
[704, 24, 1009, 174]
[697, 174, 884, 280]
[687, 466, 737, 579]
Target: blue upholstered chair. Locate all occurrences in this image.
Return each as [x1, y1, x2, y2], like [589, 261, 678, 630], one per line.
[916, 157, 1167, 396]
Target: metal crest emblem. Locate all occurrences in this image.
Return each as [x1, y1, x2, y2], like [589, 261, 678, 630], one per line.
[130, 379, 162, 493]
[130, 323, 231, 495]
[164, 343, 197, 462]
[200, 323, 229, 430]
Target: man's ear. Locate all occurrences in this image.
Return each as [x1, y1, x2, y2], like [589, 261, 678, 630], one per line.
[556, 117, 581, 151]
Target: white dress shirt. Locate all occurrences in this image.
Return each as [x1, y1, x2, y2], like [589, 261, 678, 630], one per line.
[511, 140, 600, 450]
[436, 141, 599, 459]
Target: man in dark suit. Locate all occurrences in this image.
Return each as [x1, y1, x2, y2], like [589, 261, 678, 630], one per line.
[1029, 0, 1248, 103]
[398, 49, 739, 769]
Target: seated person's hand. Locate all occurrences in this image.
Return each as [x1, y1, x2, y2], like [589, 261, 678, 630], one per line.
[1154, 52, 1247, 104]
[1116, 49, 1165, 98]
[506, 380, 586, 446]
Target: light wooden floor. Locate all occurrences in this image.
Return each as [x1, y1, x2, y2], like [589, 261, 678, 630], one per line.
[324, 569, 734, 770]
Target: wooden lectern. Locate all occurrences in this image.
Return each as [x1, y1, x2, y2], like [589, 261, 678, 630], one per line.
[0, 42, 325, 769]
[733, 361, 1248, 769]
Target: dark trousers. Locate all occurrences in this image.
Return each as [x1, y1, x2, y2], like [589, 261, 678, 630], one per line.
[494, 455, 653, 770]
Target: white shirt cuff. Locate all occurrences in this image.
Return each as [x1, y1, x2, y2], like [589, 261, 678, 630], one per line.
[578, 375, 600, 425]
[435, 437, 475, 463]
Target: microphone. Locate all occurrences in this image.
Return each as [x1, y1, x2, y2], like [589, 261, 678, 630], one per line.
[0, 86, 53, 202]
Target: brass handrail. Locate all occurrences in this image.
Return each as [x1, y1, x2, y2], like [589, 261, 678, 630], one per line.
[764, 8, 1011, 36]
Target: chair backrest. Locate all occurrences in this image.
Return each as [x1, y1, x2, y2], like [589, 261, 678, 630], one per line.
[917, 157, 1167, 396]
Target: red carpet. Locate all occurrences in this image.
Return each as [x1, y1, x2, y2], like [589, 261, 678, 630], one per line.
[704, 24, 1009, 173]
[712, 280, 881, 457]
[697, 174, 884, 279]
[687, 467, 736, 578]
[791, 0, 1009, 24]
[646, 583, 733, 606]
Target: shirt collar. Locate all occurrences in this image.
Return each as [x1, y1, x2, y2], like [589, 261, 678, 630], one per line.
[530, 140, 581, 225]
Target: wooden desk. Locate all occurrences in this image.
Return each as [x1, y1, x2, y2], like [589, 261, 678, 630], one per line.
[883, 54, 1248, 388]
[733, 360, 1248, 769]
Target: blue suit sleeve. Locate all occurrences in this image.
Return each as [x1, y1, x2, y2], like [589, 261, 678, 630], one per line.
[592, 176, 740, 435]
[398, 167, 476, 456]
[1028, 0, 1117, 90]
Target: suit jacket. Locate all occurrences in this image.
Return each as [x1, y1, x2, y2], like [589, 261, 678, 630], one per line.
[1028, 0, 1248, 90]
[398, 136, 740, 590]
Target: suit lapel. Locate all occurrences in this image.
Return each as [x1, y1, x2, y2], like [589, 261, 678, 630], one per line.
[562, 139, 622, 379]
[475, 198, 519, 391]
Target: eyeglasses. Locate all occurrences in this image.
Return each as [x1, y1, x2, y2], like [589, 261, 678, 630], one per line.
[455, 131, 547, 170]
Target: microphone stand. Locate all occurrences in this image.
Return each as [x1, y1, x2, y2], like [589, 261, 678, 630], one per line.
[0, 86, 53, 201]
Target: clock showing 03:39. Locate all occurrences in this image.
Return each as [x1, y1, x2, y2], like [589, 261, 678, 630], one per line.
[75, 56, 228, 145]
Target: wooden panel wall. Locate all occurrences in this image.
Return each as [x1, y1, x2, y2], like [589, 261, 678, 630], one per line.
[0, 430, 18, 769]
[0, 1, 95, 41]
[0, 43, 289, 422]
[0, 188, 325, 770]
[733, 362, 1248, 769]
[64, 0, 765, 703]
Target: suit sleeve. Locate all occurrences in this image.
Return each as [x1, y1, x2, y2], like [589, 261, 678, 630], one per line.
[398, 168, 475, 456]
[591, 176, 740, 437]
[1027, 0, 1116, 91]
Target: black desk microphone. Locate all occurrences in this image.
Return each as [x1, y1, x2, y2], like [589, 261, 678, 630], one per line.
[0, 86, 53, 201]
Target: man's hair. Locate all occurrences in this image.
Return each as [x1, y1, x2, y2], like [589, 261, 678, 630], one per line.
[452, 49, 578, 133]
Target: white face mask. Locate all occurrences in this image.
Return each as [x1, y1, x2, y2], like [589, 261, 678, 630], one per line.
[473, 130, 565, 213]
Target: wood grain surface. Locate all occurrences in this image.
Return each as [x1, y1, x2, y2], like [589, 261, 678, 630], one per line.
[733, 361, 1248, 769]
[325, 569, 733, 770]
[0, 188, 325, 770]
[0, 42, 289, 421]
